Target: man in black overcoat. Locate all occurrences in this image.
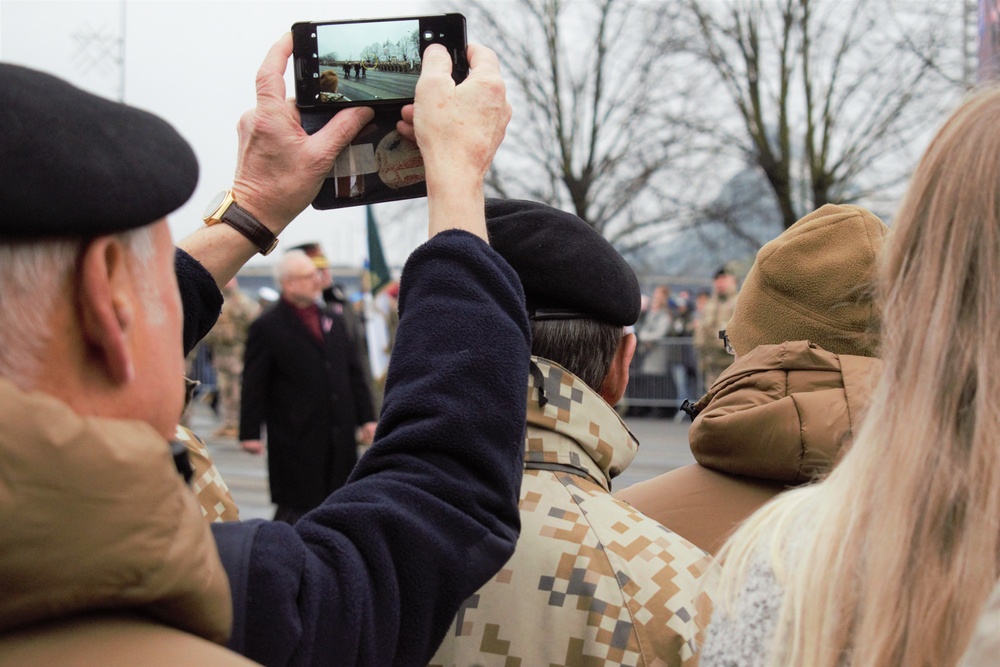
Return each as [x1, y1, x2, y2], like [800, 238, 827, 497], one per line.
[240, 249, 377, 523]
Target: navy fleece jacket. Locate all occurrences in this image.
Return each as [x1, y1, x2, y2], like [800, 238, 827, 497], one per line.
[176, 247, 224, 356]
[209, 231, 531, 666]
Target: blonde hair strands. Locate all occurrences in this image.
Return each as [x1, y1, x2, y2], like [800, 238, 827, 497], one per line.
[714, 86, 1000, 667]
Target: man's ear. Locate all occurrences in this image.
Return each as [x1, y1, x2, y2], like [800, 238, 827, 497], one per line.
[78, 237, 135, 384]
[598, 332, 636, 406]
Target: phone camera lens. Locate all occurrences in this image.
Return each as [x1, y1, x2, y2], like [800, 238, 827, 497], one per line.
[422, 29, 435, 41]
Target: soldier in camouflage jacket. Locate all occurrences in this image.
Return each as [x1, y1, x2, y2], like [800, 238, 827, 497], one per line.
[431, 356, 716, 666]
[203, 277, 258, 438]
[693, 270, 739, 392]
[431, 200, 718, 667]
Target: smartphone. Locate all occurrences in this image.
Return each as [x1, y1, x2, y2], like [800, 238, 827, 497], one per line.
[292, 14, 468, 109]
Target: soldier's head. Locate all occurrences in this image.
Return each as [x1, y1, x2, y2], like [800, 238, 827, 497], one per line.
[0, 63, 197, 440]
[485, 199, 640, 405]
[712, 268, 737, 297]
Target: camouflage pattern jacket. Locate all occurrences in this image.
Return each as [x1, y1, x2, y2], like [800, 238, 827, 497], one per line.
[431, 357, 717, 667]
[175, 425, 240, 523]
[203, 286, 258, 376]
[693, 293, 738, 372]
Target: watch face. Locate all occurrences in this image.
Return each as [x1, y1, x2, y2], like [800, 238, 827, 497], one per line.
[203, 190, 229, 219]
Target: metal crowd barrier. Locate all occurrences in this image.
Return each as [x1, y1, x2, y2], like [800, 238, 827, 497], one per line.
[624, 336, 703, 409]
[186, 343, 217, 398]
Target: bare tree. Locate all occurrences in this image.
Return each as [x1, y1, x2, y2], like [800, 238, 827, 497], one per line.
[680, 0, 966, 229]
[360, 43, 380, 63]
[460, 0, 706, 249]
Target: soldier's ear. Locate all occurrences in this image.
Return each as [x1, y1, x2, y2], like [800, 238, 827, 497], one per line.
[77, 236, 136, 385]
[599, 333, 636, 407]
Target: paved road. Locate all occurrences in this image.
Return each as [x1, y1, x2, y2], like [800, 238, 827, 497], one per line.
[320, 67, 418, 102]
[191, 403, 694, 521]
[615, 415, 696, 491]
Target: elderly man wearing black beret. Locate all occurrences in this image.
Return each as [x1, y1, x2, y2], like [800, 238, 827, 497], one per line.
[0, 37, 531, 667]
[430, 200, 717, 667]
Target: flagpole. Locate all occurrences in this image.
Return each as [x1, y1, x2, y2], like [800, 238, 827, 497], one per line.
[365, 205, 392, 382]
[118, 0, 127, 102]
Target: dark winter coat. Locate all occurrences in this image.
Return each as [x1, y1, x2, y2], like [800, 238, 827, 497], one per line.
[239, 299, 376, 511]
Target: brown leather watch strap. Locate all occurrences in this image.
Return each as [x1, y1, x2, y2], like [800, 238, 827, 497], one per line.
[222, 203, 278, 256]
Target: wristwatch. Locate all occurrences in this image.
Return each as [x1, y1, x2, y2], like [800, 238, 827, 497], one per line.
[202, 190, 278, 256]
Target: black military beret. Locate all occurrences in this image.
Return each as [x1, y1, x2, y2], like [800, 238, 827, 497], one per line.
[0, 63, 198, 239]
[485, 198, 641, 326]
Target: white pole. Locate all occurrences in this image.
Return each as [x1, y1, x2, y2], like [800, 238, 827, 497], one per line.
[118, 0, 127, 101]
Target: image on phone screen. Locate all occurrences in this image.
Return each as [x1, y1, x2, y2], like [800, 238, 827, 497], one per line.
[312, 19, 420, 104]
[293, 14, 467, 209]
[294, 14, 467, 110]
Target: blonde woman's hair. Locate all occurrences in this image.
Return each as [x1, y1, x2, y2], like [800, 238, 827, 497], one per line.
[714, 86, 1000, 666]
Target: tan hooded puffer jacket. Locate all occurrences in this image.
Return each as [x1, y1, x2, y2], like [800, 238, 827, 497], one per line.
[689, 340, 881, 482]
[617, 341, 881, 554]
[0, 378, 256, 666]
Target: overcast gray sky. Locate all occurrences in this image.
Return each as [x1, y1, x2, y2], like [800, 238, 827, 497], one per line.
[0, 0, 458, 269]
[316, 17, 418, 60]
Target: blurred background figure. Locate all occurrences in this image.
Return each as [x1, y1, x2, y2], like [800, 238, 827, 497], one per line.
[289, 241, 372, 380]
[239, 250, 377, 525]
[668, 292, 698, 415]
[633, 284, 673, 416]
[291, 241, 382, 414]
[202, 276, 258, 438]
[694, 268, 739, 391]
[256, 285, 279, 309]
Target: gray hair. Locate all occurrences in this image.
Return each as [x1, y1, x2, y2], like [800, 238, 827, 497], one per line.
[0, 225, 159, 390]
[530, 318, 622, 392]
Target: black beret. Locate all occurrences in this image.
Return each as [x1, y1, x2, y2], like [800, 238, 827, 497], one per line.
[485, 198, 641, 326]
[0, 63, 198, 239]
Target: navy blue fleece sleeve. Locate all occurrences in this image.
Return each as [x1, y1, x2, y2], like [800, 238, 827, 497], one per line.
[175, 248, 224, 356]
[215, 230, 530, 667]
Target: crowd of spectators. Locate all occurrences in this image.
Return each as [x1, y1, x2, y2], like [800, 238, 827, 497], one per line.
[6, 23, 1000, 667]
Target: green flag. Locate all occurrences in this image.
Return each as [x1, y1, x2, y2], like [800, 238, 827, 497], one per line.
[366, 205, 391, 295]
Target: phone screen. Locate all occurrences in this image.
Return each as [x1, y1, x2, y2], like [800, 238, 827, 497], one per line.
[293, 15, 467, 109]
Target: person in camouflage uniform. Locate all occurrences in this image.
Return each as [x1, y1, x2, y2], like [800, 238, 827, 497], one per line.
[175, 424, 240, 522]
[430, 200, 717, 667]
[693, 268, 739, 392]
[203, 276, 258, 438]
[175, 377, 241, 522]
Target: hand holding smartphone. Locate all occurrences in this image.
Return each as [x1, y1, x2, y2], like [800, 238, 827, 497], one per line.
[292, 14, 468, 210]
